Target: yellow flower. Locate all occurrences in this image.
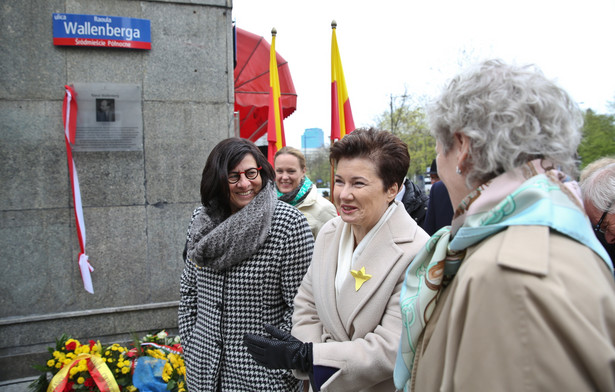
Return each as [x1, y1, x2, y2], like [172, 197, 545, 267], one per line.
[169, 353, 181, 366]
[65, 339, 80, 349]
[92, 341, 103, 353]
[122, 366, 130, 374]
[146, 349, 167, 360]
[77, 377, 85, 384]
[69, 367, 79, 376]
[55, 362, 62, 369]
[47, 359, 55, 367]
[162, 362, 172, 380]
[126, 386, 137, 392]
[350, 266, 372, 291]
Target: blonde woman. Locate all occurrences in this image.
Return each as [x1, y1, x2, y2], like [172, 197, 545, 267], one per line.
[274, 146, 337, 238]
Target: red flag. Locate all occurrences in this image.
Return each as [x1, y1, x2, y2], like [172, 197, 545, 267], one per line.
[267, 28, 286, 166]
[331, 20, 355, 142]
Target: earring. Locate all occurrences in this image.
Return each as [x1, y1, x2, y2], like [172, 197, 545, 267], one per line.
[456, 166, 462, 175]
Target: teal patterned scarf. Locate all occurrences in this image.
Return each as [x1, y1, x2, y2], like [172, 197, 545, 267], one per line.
[276, 176, 313, 206]
[394, 160, 613, 391]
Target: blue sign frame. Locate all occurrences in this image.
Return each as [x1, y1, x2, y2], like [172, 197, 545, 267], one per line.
[53, 13, 151, 50]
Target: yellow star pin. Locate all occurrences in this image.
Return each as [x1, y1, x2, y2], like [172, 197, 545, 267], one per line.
[350, 266, 372, 291]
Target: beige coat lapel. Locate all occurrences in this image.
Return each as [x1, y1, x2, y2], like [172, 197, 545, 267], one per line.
[310, 217, 348, 340]
[314, 206, 417, 340]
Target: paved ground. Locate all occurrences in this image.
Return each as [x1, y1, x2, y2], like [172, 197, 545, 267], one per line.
[0, 377, 38, 392]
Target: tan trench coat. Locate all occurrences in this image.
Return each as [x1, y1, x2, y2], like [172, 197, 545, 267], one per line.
[292, 203, 430, 392]
[412, 225, 615, 392]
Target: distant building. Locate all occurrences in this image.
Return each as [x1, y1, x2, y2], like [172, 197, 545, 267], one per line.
[301, 128, 325, 158]
[302, 128, 324, 149]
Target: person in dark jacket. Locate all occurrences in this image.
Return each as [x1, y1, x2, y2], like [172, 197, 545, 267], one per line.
[396, 177, 429, 227]
[422, 179, 454, 236]
[178, 138, 314, 391]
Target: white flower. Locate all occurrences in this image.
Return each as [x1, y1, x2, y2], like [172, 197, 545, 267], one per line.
[156, 330, 168, 340]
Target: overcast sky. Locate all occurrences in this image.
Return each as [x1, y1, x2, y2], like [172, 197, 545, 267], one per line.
[232, 0, 615, 148]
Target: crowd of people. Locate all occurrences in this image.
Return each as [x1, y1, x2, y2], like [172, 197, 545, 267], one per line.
[179, 59, 615, 392]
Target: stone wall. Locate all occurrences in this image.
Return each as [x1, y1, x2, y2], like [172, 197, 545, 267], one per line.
[0, 0, 234, 380]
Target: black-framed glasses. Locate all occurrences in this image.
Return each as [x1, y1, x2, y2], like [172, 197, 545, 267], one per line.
[228, 167, 262, 184]
[594, 202, 613, 235]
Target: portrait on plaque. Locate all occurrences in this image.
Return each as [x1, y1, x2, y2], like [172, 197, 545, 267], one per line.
[96, 98, 116, 122]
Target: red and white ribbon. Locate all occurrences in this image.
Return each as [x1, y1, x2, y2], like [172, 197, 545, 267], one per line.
[63, 85, 94, 293]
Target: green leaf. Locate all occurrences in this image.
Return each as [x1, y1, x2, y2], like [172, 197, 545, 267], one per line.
[27, 374, 49, 392]
[31, 364, 49, 372]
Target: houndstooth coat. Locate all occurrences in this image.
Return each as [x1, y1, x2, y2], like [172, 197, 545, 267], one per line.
[178, 200, 314, 391]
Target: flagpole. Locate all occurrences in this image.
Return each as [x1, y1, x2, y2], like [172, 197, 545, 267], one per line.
[330, 20, 337, 203]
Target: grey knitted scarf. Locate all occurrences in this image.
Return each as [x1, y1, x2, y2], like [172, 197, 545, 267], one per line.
[186, 182, 277, 270]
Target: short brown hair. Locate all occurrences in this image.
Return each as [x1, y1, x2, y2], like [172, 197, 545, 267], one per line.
[329, 127, 409, 191]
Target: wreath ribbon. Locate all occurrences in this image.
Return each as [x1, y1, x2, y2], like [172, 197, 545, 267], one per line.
[47, 353, 119, 392]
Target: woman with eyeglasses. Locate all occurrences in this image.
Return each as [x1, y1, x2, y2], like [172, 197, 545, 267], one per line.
[394, 60, 615, 392]
[178, 138, 314, 391]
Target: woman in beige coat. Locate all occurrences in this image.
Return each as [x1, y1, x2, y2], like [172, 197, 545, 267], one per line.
[245, 128, 429, 391]
[395, 60, 615, 391]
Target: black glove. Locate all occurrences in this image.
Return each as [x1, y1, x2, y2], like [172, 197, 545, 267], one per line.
[243, 324, 313, 372]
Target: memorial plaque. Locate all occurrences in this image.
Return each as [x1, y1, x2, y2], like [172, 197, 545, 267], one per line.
[72, 83, 143, 152]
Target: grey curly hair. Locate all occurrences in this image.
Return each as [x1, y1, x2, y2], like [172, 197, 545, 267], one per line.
[428, 59, 583, 187]
[580, 162, 615, 213]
